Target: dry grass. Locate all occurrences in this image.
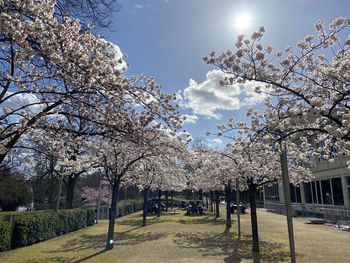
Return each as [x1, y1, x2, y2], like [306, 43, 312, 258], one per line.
[1, 207, 350, 262]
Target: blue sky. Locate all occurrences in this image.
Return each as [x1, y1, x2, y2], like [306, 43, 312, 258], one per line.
[101, 0, 350, 145]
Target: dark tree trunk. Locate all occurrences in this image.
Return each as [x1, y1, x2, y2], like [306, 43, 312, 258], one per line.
[198, 190, 203, 201]
[171, 191, 174, 209]
[249, 183, 259, 252]
[205, 193, 209, 209]
[215, 190, 220, 218]
[106, 182, 119, 250]
[65, 174, 77, 209]
[142, 187, 149, 227]
[165, 191, 169, 212]
[210, 191, 214, 213]
[157, 189, 161, 217]
[225, 185, 232, 228]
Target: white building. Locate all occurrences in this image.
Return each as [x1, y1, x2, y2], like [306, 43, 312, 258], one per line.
[264, 155, 350, 221]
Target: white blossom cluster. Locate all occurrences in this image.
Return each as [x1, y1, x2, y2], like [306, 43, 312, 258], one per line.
[0, 0, 182, 166]
[205, 17, 350, 168]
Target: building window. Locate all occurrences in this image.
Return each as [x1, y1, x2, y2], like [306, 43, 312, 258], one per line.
[290, 184, 301, 203]
[264, 183, 279, 202]
[331, 177, 344, 206]
[316, 181, 322, 204]
[304, 182, 312, 203]
[321, 180, 332, 204]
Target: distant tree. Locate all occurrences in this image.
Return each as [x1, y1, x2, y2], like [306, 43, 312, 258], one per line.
[0, 171, 32, 211]
[81, 184, 109, 206]
[56, 0, 121, 29]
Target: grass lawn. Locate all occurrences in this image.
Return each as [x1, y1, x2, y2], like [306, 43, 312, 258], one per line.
[1, 207, 350, 262]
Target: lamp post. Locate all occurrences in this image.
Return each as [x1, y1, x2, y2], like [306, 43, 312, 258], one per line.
[280, 141, 296, 263]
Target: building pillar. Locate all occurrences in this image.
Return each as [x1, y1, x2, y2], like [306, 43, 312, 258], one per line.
[300, 183, 306, 204]
[341, 175, 349, 209]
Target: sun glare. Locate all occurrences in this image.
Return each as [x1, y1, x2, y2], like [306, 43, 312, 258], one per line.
[235, 13, 251, 32]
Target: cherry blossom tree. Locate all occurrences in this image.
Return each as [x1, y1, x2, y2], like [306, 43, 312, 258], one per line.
[204, 18, 350, 152]
[132, 132, 189, 221]
[81, 184, 109, 207]
[204, 18, 349, 258]
[187, 145, 224, 218]
[56, 0, 121, 29]
[1, 0, 181, 170]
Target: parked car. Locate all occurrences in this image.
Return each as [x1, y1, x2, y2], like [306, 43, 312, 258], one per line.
[230, 202, 247, 214]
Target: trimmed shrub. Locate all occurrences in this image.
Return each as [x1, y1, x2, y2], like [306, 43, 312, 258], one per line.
[11, 209, 94, 249]
[56, 209, 87, 235]
[86, 209, 95, 226]
[0, 221, 11, 252]
[117, 200, 143, 217]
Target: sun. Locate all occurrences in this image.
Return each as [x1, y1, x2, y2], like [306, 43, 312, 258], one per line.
[234, 13, 251, 32]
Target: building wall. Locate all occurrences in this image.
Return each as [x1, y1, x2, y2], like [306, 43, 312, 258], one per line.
[264, 155, 350, 221]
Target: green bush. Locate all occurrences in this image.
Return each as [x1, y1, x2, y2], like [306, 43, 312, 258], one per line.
[117, 200, 143, 217]
[86, 209, 95, 226]
[11, 209, 94, 249]
[0, 221, 11, 252]
[56, 209, 87, 235]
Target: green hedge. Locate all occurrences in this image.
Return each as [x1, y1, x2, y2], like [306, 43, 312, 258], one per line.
[86, 209, 95, 226]
[0, 221, 11, 252]
[117, 201, 143, 217]
[0, 208, 95, 250]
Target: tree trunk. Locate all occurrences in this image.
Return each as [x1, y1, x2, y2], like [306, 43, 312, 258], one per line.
[198, 190, 203, 201]
[157, 189, 161, 217]
[106, 182, 119, 250]
[215, 190, 220, 218]
[248, 183, 259, 252]
[142, 187, 148, 227]
[65, 174, 77, 209]
[236, 178, 241, 237]
[225, 185, 232, 228]
[210, 191, 214, 213]
[165, 191, 169, 212]
[205, 193, 209, 209]
[96, 174, 102, 223]
[55, 176, 63, 211]
[171, 191, 174, 209]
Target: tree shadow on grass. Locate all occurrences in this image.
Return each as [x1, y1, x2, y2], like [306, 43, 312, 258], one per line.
[223, 238, 292, 263]
[177, 215, 228, 226]
[116, 230, 167, 246]
[39, 226, 167, 263]
[72, 249, 107, 263]
[174, 228, 294, 263]
[117, 213, 165, 227]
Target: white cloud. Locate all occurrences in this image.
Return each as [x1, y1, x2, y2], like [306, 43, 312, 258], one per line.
[211, 138, 223, 144]
[2, 92, 42, 114]
[182, 69, 268, 119]
[134, 4, 144, 9]
[182, 114, 198, 124]
[177, 130, 193, 143]
[199, 138, 223, 149]
[101, 39, 128, 71]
